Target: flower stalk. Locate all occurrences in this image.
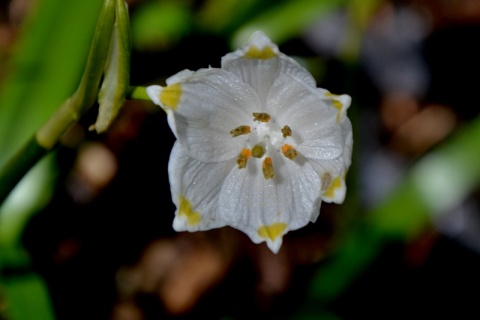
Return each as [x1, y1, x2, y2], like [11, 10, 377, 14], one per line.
[126, 86, 150, 101]
[94, 0, 131, 133]
[0, 0, 123, 206]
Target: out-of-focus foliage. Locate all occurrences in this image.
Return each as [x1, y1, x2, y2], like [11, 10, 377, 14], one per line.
[0, 0, 104, 160]
[0, 0, 104, 246]
[1, 274, 54, 320]
[196, 0, 258, 33]
[0, 0, 104, 319]
[306, 114, 480, 306]
[232, 0, 349, 47]
[131, 1, 192, 51]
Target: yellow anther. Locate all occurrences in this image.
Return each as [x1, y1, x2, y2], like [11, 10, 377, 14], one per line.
[237, 148, 252, 169]
[252, 145, 265, 158]
[262, 157, 274, 179]
[253, 112, 271, 122]
[281, 125, 292, 138]
[281, 144, 298, 160]
[230, 125, 251, 137]
[245, 46, 277, 59]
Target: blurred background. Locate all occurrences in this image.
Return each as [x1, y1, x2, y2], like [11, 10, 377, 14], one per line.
[1, 0, 480, 319]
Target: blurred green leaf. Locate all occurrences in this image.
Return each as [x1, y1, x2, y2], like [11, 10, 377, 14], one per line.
[131, 1, 192, 51]
[232, 0, 347, 48]
[2, 274, 55, 320]
[307, 114, 480, 307]
[0, 0, 104, 162]
[0, 155, 55, 249]
[0, 0, 104, 255]
[370, 115, 480, 237]
[0, 1, 108, 319]
[196, 0, 258, 33]
[341, 0, 382, 60]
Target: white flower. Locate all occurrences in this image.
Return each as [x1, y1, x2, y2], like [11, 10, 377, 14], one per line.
[147, 31, 353, 253]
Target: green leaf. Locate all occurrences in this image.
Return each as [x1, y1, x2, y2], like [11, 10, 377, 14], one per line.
[232, 0, 347, 48]
[0, 0, 105, 164]
[131, 1, 192, 51]
[2, 274, 55, 320]
[0, 1, 121, 318]
[308, 114, 480, 305]
[196, 0, 258, 33]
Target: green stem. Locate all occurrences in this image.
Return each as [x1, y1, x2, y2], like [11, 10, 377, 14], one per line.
[0, 0, 116, 207]
[0, 138, 47, 205]
[0, 86, 150, 206]
[126, 86, 150, 101]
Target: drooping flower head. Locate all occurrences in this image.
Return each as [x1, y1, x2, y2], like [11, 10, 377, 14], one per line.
[147, 31, 352, 253]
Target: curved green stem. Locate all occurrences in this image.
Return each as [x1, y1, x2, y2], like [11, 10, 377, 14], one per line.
[36, 0, 115, 149]
[126, 86, 150, 101]
[0, 138, 47, 205]
[0, 0, 116, 206]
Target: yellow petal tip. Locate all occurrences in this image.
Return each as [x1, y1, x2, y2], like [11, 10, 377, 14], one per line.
[160, 83, 182, 110]
[179, 196, 202, 226]
[258, 223, 287, 241]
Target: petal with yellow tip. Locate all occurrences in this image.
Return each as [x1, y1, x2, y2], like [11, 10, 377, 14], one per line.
[221, 31, 316, 104]
[257, 223, 288, 253]
[169, 142, 234, 232]
[321, 176, 347, 204]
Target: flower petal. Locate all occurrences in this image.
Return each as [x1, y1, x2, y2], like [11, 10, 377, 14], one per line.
[218, 150, 322, 253]
[169, 142, 235, 231]
[148, 68, 262, 163]
[305, 118, 352, 205]
[221, 31, 316, 105]
[321, 174, 347, 204]
[149, 30, 354, 254]
[341, 118, 353, 169]
[325, 92, 352, 123]
[267, 74, 343, 160]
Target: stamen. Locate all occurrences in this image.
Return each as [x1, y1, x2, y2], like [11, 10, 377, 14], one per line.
[230, 125, 251, 137]
[237, 148, 252, 169]
[281, 125, 292, 137]
[262, 157, 274, 179]
[252, 145, 265, 158]
[253, 112, 271, 122]
[281, 144, 298, 160]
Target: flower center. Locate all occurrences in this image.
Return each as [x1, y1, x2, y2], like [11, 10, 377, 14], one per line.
[230, 112, 299, 179]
